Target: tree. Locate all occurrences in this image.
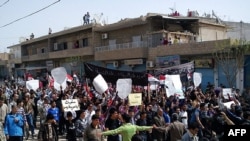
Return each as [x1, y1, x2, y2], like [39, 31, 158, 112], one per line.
[212, 39, 250, 88]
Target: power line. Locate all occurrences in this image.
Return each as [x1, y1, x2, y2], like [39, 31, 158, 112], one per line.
[0, 0, 60, 28]
[0, 0, 9, 8]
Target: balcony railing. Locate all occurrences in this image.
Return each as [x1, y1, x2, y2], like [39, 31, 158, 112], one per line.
[95, 41, 149, 52]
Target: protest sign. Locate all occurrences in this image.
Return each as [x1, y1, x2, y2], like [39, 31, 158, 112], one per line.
[223, 88, 232, 99]
[62, 99, 80, 112]
[117, 78, 132, 99]
[93, 74, 108, 94]
[128, 93, 142, 106]
[193, 72, 202, 88]
[165, 74, 184, 99]
[26, 79, 39, 91]
[51, 67, 67, 84]
[54, 80, 67, 91]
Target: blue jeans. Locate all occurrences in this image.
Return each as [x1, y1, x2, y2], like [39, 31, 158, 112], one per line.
[26, 114, 34, 135]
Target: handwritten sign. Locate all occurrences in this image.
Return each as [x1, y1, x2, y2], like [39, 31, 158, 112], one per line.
[128, 93, 142, 106]
[61, 99, 80, 112]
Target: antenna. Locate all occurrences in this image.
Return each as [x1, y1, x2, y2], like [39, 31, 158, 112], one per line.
[92, 13, 103, 24]
[212, 10, 222, 24]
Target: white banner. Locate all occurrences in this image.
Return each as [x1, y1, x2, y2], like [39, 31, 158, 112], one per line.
[154, 61, 194, 76]
[26, 79, 39, 91]
[117, 78, 132, 99]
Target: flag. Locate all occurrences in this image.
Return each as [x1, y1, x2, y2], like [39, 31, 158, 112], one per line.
[48, 75, 54, 88]
[84, 82, 93, 98]
[148, 74, 159, 82]
[67, 74, 73, 82]
[73, 73, 80, 84]
[159, 74, 166, 84]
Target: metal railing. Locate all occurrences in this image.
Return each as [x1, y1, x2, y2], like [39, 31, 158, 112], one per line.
[95, 41, 149, 52]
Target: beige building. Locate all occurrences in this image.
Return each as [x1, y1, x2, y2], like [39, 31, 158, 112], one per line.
[7, 12, 234, 89]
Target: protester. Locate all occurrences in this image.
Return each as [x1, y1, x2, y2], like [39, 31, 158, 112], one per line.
[84, 114, 103, 141]
[1, 68, 250, 141]
[75, 110, 88, 141]
[38, 113, 58, 141]
[101, 113, 154, 141]
[154, 113, 186, 141]
[181, 122, 200, 141]
[4, 105, 24, 141]
[65, 111, 77, 141]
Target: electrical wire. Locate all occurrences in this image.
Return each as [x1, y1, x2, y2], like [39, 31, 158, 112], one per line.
[0, 0, 9, 8]
[0, 0, 60, 28]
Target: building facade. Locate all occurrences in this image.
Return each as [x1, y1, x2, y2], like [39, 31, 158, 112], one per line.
[7, 12, 248, 90]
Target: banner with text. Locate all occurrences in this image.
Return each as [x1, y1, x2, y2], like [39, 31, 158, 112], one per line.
[62, 99, 80, 112]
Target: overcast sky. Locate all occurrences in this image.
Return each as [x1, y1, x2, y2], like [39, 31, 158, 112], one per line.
[0, 0, 249, 52]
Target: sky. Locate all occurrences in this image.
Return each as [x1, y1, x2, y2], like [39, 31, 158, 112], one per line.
[0, 0, 249, 53]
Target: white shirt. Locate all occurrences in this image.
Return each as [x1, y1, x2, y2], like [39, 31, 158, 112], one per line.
[85, 110, 95, 124]
[179, 110, 188, 128]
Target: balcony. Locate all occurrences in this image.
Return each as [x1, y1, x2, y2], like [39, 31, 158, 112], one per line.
[9, 58, 22, 64]
[95, 41, 149, 60]
[29, 53, 49, 61]
[21, 56, 29, 62]
[49, 47, 94, 59]
[148, 39, 231, 60]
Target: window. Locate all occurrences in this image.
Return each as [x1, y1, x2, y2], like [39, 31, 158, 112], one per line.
[63, 42, 67, 50]
[82, 38, 88, 47]
[58, 42, 68, 50]
[132, 35, 142, 47]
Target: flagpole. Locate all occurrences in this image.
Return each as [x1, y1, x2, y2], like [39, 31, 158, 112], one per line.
[147, 83, 151, 103]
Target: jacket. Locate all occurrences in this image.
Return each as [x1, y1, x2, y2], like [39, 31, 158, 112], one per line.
[4, 113, 24, 136]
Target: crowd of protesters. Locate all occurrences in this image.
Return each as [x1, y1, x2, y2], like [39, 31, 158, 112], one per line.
[0, 73, 250, 141]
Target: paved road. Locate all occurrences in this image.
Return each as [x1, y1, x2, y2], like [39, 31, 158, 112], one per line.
[25, 128, 68, 141]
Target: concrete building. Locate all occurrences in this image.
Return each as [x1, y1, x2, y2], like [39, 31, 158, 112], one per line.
[6, 12, 248, 90]
[0, 52, 9, 80]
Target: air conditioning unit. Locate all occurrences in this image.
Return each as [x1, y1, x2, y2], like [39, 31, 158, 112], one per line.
[54, 43, 58, 50]
[146, 61, 154, 68]
[102, 33, 108, 39]
[113, 61, 119, 68]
